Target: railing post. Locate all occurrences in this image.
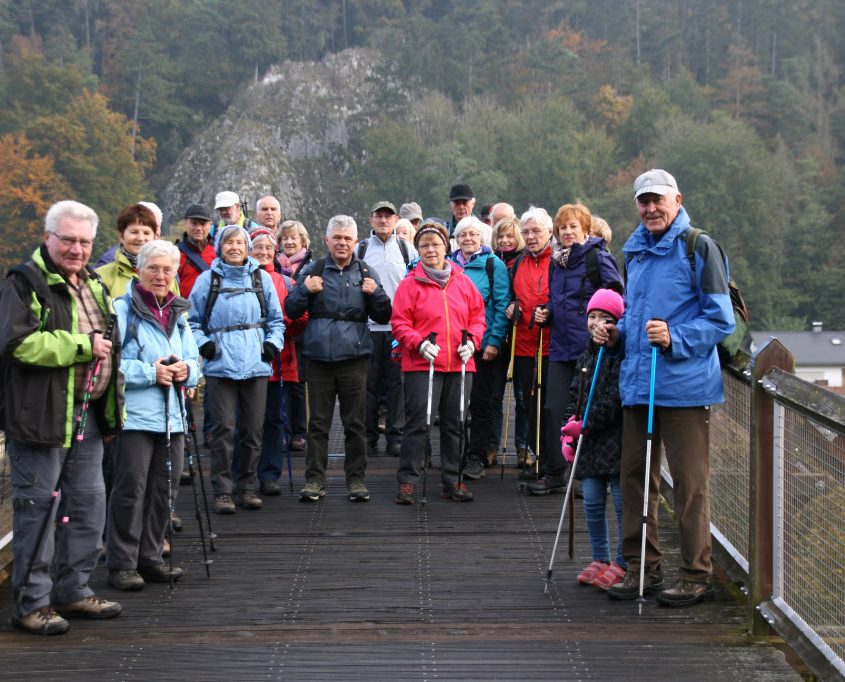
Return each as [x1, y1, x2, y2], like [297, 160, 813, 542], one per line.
[748, 339, 794, 636]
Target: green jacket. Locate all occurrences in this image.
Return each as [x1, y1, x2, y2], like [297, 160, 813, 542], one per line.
[96, 248, 179, 298]
[0, 246, 123, 447]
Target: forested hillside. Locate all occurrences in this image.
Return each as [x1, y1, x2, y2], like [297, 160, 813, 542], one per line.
[1, 0, 844, 329]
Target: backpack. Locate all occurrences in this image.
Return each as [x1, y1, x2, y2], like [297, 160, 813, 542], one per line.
[357, 237, 410, 266]
[176, 239, 210, 274]
[201, 268, 267, 334]
[682, 228, 752, 367]
[121, 297, 189, 354]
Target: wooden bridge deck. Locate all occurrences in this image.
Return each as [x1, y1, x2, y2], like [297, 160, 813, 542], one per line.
[0, 420, 801, 680]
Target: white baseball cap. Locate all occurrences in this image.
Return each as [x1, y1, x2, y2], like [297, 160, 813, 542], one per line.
[214, 190, 240, 209]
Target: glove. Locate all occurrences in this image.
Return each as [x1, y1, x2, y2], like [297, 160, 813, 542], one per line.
[418, 339, 440, 363]
[457, 340, 475, 364]
[560, 432, 576, 463]
[199, 342, 216, 360]
[261, 342, 278, 363]
[561, 416, 583, 438]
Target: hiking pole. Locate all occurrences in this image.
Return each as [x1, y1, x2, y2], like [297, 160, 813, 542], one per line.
[637, 342, 659, 613]
[500, 304, 519, 480]
[29, 314, 116, 603]
[161, 359, 177, 591]
[421, 332, 437, 505]
[184, 394, 217, 551]
[568, 368, 589, 560]
[544, 345, 605, 593]
[523, 306, 544, 484]
[456, 330, 470, 488]
[176, 386, 212, 577]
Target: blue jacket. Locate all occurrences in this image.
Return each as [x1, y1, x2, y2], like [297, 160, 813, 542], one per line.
[618, 206, 735, 407]
[547, 237, 622, 361]
[284, 254, 392, 362]
[116, 282, 200, 433]
[449, 248, 510, 350]
[188, 258, 285, 379]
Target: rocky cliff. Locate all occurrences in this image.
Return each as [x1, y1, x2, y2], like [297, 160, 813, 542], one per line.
[161, 48, 383, 245]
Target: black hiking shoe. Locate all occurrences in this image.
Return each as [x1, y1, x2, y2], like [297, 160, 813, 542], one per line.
[462, 457, 485, 480]
[526, 474, 567, 495]
[607, 567, 664, 600]
[656, 579, 715, 607]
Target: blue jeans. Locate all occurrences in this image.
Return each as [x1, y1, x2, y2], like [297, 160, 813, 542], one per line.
[581, 476, 625, 567]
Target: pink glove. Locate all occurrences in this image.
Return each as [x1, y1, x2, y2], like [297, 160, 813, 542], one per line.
[560, 433, 576, 463]
[561, 416, 582, 438]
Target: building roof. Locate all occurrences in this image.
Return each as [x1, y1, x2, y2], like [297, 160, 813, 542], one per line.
[751, 330, 845, 365]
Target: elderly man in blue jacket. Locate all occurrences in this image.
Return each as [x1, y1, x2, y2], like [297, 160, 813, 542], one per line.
[285, 215, 392, 503]
[594, 169, 735, 607]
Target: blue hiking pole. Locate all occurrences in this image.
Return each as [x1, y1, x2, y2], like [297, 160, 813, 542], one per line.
[637, 342, 659, 612]
[544, 345, 605, 593]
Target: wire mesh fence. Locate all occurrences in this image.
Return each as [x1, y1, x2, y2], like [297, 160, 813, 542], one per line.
[709, 370, 752, 571]
[773, 403, 845, 672]
[0, 435, 11, 552]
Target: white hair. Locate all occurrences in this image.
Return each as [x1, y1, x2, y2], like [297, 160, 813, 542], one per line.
[138, 201, 163, 228]
[44, 200, 99, 237]
[326, 214, 357, 237]
[520, 206, 553, 232]
[137, 239, 180, 271]
[453, 216, 491, 246]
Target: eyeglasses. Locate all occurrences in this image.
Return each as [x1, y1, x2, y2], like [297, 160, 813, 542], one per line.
[50, 233, 93, 249]
[142, 265, 175, 277]
[521, 229, 546, 237]
[458, 231, 482, 239]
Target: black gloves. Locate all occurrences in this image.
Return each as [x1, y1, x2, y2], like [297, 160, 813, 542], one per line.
[199, 342, 216, 360]
[262, 342, 278, 363]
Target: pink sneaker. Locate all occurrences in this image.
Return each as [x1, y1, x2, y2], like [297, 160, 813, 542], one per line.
[592, 562, 626, 590]
[577, 560, 610, 585]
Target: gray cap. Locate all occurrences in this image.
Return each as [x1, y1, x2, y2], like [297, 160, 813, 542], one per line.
[633, 169, 678, 198]
[370, 200, 397, 215]
[399, 202, 423, 221]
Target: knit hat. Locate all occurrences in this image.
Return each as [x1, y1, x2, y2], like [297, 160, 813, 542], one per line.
[399, 202, 422, 222]
[215, 224, 252, 257]
[249, 227, 277, 249]
[413, 218, 449, 250]
[587, 288, 624, 322]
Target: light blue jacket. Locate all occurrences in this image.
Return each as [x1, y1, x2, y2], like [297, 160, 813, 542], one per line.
[618, 206, 735, 407]
[449, 248, 509, 349]
[188, 257, 285, 380]
[116, 282, 200, 433]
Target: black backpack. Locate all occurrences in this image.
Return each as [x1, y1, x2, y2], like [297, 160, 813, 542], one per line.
[305, 256, 373, 322]
[201, 268, 267, 334]
[682, 227, 752, 367]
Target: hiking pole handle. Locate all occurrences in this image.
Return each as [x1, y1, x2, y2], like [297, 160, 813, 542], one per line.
[461, 330, 469, 346]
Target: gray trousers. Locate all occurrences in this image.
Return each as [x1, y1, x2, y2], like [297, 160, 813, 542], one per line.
[205, 376, 268, 495]
[9, 411, 105, 618]
[398, 371, 472, 488]
[107, 430, 184, 570]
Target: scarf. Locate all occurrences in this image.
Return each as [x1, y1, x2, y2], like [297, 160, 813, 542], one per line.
[553, 244, 572, 268]
[422, 261, 452, 288]
[278, 247, 307, 277]
[120, 245, 138, 269]
[135, 282, 175, 330]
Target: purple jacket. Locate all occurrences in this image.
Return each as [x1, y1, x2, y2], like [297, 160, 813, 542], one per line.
[546, 237, 622, 361]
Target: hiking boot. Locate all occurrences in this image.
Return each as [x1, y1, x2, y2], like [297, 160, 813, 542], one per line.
[238, 490, 263, 509]
[11, 607, 69, 635]
[260, 479, 282, 496]
[138, 563, 184, 583]
[526, 474, 567, 495]
[347, 480, 370, 502]
[656, 578, 715, 607]
[387, 440, 402, 457]
[577, 560, 610, 585]
[462, 457, 485, 480]
[214, 494, 236, 514]
[516, 447, 528, 468]
[55, 595, 122, 619]
[592, 563, 626, 591]
[300, 481, 326, 502]
[485, 447, 498, 467]
[442, 482, 474, 502]
[290, 437, 306, 451]
[108, 569, 145, 591]
[395, 483, 416, 505]
[170, 513, 183, 532]
[607, 567, 664, 601]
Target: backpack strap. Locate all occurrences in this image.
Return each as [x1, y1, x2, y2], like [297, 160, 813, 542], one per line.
[398, 238, 409, 266]
[176, 239, 210, 274]
[357, 240, 368, 262]
[9, 262, 53, 328]
[201, 269, 266, 334]
[577, 244, 602, 313]
[306, 257, 370, 323]
[484, 257, 495, 304]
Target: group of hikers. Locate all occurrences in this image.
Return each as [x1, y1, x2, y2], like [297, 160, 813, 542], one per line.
[0, 168, 736, 636]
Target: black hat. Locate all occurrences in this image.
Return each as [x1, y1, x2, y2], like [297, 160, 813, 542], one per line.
[449, 183, 474, 201]
[184, 203, 214, 222]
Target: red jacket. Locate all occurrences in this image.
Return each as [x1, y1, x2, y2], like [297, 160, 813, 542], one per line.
[266, 264, 307, 383]
[176, 235, 216, 298]
[391, 262, 486, 374]
[511, 244, 552, 358]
